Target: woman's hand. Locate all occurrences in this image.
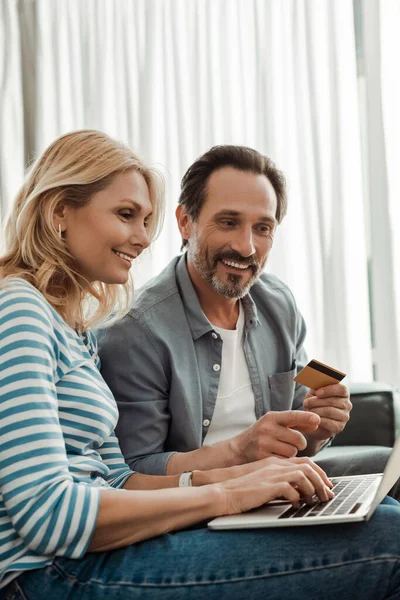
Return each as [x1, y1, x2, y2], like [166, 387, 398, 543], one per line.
[211, 457, 334, 516]
[90, 457, 333, 551]
[194, 455, 330, 487]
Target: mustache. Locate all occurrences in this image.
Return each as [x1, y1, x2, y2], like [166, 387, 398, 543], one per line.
[212, 250, 259, 271]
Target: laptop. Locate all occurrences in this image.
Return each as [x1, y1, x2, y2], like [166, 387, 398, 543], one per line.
[208, 437, 400, 530]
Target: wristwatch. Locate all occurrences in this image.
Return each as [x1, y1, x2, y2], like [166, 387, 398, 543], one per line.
[179, 471, 194, 487]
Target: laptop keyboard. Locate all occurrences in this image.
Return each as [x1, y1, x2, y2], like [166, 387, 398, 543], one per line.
[278, 474, 378, 520]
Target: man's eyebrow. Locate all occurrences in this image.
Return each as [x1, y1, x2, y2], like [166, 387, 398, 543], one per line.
[214, 210, 276, 223]
[258, 216, 276, 224]
[214, 210, 242, 218]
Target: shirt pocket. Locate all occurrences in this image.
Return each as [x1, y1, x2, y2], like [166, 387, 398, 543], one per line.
[268, 367, 296, 412]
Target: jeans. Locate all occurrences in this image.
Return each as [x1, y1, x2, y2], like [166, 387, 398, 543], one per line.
[3, 498, 400, 600]
[316, 446, 393, 476]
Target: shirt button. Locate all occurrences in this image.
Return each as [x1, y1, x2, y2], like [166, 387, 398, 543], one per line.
[211, 332, 218, 339]
[212, 364, 221, 372]
[203, 419, 210, 427]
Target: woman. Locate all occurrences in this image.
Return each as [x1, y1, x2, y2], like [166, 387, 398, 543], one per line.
[0, 130, 399, 600]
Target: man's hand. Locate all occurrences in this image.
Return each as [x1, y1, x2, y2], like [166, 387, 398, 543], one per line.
[229, 410, 321, 464]
[303, 383, 352, 443]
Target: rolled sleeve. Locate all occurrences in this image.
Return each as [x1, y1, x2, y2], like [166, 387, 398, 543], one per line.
[98, 432, 135, 487]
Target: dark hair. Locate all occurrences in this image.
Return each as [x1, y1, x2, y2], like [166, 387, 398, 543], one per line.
[178, 145, 287, 247]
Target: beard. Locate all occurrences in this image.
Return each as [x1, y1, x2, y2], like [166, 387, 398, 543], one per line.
[187, 235, 265, 299]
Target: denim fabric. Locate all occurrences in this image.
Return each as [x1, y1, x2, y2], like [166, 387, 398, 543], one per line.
[5, 499, 400, 600]
[2, 579, 28, 600]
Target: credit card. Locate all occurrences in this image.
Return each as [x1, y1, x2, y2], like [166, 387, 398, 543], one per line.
[294, 359, 346, 390]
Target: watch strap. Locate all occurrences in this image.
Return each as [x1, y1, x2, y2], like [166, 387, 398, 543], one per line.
[179, 471, 194, 487]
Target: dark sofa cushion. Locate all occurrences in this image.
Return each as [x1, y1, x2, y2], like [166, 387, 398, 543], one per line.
[331, 382, 398, 447]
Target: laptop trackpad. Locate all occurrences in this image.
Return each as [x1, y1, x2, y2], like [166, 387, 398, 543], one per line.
[208, 503, 291, 529]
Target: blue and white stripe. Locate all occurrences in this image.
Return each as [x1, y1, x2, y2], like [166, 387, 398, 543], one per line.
[0, 278, 133, 589]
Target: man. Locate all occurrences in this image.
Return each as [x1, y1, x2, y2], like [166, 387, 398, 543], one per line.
[98, 144, 363, 478]
[100, 146, 393, 482]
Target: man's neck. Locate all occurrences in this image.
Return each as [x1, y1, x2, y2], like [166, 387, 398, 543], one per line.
[187, 258, 240, 330]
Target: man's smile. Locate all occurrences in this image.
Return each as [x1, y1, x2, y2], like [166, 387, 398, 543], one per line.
[220, 259, 251, 271]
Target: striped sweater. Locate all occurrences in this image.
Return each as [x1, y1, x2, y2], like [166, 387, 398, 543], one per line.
[0, 278, 133, 589]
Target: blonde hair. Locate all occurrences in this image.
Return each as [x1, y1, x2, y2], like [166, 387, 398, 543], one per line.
[0, 130, 164, 329]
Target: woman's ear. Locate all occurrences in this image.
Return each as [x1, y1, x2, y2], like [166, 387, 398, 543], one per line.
[176, 205, 192, 244]
[52, 203, 68, 234]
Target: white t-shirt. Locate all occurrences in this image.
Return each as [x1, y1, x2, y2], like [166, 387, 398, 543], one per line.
[203, 302, 256, 445]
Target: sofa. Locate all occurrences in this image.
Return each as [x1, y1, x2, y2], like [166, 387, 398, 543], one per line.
[317, 381, 400, 462]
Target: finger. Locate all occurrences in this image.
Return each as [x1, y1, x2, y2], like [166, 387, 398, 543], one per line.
[269, 463, 330, 501]
[296, 464, 334, 501]
[315, 383, 349, 398]
[314, 417, 348, 435]
[284, 470, 319, 500]
[287, 466, 332, 502]
[271, 481, 301, 507]
[305, 406, 350, 422]
[290, 456, 333, 488]
[273, 410, 320, 431]
[260, 438, 299, 458]
[304, 396, 352, 411]
[250, 456, 290, 471]
[303, 488, 335, 505]
[276, 425, 308, 452]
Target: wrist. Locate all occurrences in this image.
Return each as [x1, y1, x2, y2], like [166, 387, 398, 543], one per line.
[178, 471, 194, 487]
[304, 433, 332, 456]
[181, 469, 226, 487]
[192, 469, 211, 486]
[225, 435, 245, 466]
[315, 435, 334, 452]
[206, 483, 229, 517]
[193, 466, 238, 486]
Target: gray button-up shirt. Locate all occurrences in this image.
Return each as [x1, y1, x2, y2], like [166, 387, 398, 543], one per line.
[98, 254, 308, 475]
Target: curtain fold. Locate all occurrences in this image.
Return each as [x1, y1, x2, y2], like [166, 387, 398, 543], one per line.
[361, 0, 400, 386]
[0, 0, 24, 229]
[1, 0, 378, 382]
[380, 1, 400, 385]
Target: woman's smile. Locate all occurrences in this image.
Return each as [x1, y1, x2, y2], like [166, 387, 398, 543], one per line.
[112, 249, 136, 266]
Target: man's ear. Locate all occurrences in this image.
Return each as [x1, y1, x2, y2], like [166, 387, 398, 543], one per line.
[176, 204, 192, 243]
[52, 203, 68, 234]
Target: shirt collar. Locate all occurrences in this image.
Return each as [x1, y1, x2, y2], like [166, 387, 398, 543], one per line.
[175, 254, 260, 340]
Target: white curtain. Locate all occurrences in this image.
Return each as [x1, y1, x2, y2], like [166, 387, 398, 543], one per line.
[0, 0, 24, 230]
[1, 0, 376, 382]
[380, 1, 400, 386]
[361, 0, 400, 386]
